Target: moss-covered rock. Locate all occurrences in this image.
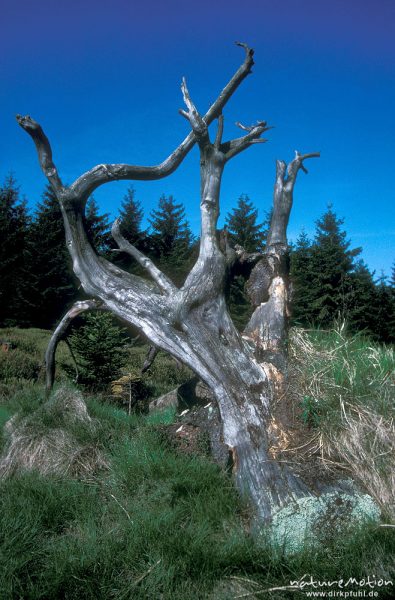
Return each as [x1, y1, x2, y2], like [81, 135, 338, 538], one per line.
[268, 488, 380, 554]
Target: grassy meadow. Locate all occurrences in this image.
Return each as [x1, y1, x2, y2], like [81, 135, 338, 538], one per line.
[0, 326, 394, 599]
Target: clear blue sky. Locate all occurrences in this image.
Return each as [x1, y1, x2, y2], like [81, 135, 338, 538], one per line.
[1, 0, 394, 276]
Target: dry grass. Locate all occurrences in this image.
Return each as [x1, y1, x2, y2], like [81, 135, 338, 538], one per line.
[289, 326, 395, 519]
[0, 387, 108, 478]
[328, 405, 395, 520]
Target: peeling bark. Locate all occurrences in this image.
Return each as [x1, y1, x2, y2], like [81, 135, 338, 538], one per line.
[244, 152, 319, 378]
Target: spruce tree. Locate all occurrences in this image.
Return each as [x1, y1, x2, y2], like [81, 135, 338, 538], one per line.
[372, 273, 395, 343]
[27, 185, 78, 328]
[67, 313, 127, 390]
[290, 230, 313, 325]
[225, 194, 268, 252]
[346, 260, 377, 336]
[118, 187, 145, 246]
[112, 187, 148, 274]
[390, 261, 395, 342]
[85, 197, 112, 256]
[0, 174, 31, 326]
[148, 195, 193, 283]
[307, 206, 361, 327]
[224, 195, 270, 330]
[292, 219, 390, 339]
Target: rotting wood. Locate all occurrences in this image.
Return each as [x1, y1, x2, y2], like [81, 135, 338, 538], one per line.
[18, 44, 320, 525]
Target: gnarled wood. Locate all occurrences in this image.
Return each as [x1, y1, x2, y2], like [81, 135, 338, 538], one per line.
[19, 46, 319, 526]
[244, 152, 320, 376]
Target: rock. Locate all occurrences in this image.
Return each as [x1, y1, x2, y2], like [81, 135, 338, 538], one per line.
[149, 388, 180, 412]
[150, 378, 230, 469]
[268, 487, 380, 555]
[148, 377, 204, 412]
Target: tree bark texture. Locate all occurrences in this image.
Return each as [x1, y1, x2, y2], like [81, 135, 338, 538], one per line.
[18, 45, 319, 525]
[244, 153, 319, 382]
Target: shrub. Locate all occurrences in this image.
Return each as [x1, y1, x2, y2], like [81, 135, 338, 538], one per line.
[110, 372, 150, 414]
[67, 313, 128, 390]
[0, 348, 41, 381]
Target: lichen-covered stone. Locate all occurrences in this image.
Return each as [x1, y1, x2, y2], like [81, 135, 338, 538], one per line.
[268, 490, 380, 554]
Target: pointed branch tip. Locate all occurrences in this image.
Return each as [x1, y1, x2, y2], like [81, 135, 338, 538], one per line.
[235, 41, 254, 59]
[235, 121, 253, 132]
[236, 120, 270, 133]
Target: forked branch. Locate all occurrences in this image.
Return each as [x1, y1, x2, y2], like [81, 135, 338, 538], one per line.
[224, 121, 271, 160]
[178, 68, 271, 308]
[179, 78, 209, 146]
[16, 44, 258, 321]
[267, 151, 320, 248]
[17, 43, 255, 204]
[285, 151, 320, 188]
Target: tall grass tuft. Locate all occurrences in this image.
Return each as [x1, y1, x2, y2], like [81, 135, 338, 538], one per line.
[290, 325, 395, 519]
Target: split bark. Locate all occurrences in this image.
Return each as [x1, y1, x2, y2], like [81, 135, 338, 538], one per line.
[18, 44, 319, 525]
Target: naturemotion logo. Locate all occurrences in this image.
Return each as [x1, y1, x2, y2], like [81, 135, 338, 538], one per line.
[289, 574, 393, 598]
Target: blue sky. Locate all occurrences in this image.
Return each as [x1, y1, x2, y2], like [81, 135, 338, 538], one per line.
[1, 0, 394, 275]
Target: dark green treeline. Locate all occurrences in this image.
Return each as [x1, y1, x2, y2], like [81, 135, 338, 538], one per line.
[0, 175, 394, 342]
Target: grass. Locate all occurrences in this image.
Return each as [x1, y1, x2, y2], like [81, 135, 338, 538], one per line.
[0, 328, 74, 399]
[290, 324, 394, 424]
[0, 326, 192, 405]
[0, 391, 394, 599]
[0, 326, 394, 598]
[289, 324, 395, 521]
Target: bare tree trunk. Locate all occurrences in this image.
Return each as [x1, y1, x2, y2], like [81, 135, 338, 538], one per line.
[18, 45, 319, 525]
[244, 153, 319, 390]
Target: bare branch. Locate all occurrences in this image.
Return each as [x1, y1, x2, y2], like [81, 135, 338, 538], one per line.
[214, 114, 224, 149]
[179, 77, 210, 146]
[224, 121, 271, 161]
[267, 152, 320, 249]
[234, 244, 263, 265]
[15, 115, 64, 194]
[235, 41, 254, 65]
[285, 151, 320, 185]
[64, 338, 80, 384]
[45, 299, 104, 393]
[235, 121, 255, 132]
[17, 43, 255, 202]
[111, 219, 176, 295]
[141, 345, 159, 373]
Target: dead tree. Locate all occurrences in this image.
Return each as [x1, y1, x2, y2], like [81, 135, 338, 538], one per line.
[18, 45, 319, 525]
